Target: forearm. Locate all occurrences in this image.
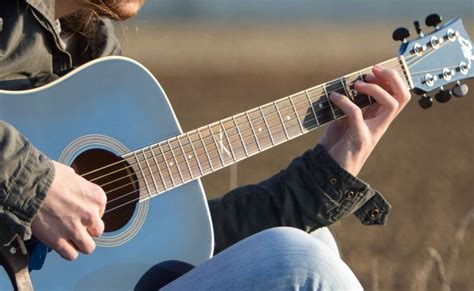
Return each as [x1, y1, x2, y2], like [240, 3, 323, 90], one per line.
[209, 144, 390, 254]
[0, 121, 54, 245]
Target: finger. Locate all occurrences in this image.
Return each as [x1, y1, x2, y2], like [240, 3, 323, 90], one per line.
[372, 65, 411, 112]
[354, 81, 398, 118]
[364, 72, 394, 95]
[329, 92, 365, 128]
[90, 183, 107, 217]
[87, 218, 105, 238]
[55, 239, 79, 261]
[71, 227, 96, 255]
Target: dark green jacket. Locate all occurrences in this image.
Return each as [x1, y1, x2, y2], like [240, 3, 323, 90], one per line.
[0, 0, 391, 254]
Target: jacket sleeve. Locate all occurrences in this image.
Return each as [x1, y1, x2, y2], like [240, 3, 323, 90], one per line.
[0, 121, 55, 246]
[209, 144, 391, 254]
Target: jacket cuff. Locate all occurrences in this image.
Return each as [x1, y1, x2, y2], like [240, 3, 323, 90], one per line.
[0, 124, 55, 242]
[354, 192, 391, 225]
[303, 144, 390, 225]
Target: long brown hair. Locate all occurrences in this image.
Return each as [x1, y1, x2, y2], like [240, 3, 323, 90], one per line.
[60, 0, 121, 38]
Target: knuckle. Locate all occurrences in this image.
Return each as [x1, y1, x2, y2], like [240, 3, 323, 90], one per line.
[347, 106, 363, 119]
[385, 68, 398, 79]
[50, 238, 62, 250]
[97, 220, 105, 236]
[387, 98, 399, 111]
[97, 190, 107, 207]
[401, 89, 412, 103]
[82, 211, 96, 226]
[88, 221, 104, 237]
[57, 242, 77, 261]
[70, 226, 84, 241]
[92, 184, 106, 202]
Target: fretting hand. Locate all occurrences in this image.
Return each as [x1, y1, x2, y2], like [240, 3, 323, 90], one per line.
[31, 161, 107, 260]
[321, 65, 411, 176]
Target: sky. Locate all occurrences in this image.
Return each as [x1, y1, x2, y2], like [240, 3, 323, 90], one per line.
[135, 0, 473, 25]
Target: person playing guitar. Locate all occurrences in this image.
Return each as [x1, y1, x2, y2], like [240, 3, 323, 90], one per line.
[0, 0, 413, 289]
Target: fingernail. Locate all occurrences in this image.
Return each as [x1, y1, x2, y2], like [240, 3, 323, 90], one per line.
[373, 65, 383, 73]
[330, 92, 341, 99]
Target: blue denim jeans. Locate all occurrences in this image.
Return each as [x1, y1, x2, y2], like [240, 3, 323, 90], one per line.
[162, 227, 362, 290]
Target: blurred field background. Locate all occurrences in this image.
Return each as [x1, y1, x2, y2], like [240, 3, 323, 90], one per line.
[118, 1, 473, 290]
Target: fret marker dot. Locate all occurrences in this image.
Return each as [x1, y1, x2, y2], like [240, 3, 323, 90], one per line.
[286, 116, 291, 120]
[188, 155, 192, 159]
[258, 128, 262, 132]
[319, 103, 324, 109]
[169, 162, 174, 166]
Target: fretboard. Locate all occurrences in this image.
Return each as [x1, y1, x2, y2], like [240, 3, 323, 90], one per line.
[124, 56, 412, 198]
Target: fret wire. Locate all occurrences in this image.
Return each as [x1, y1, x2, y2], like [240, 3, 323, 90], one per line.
[274, 101, 290, 139]
[289, 95, 305, 133]
[245, 111, 262, 152]
[321, 84, 337, 119]
[339, 77, 351, 100]
[167, 139, 185, 183]
[150, 145, 168, 191]
[133, 152, 152, 197]
[122, 60, 404, 190]
[186, 131, 204, 176]
[209, 124, 226, 167]
[158, 143, 177, 187]
[358, 71, 373, 104]
[304, 90, 320, 128]
[197, 128, 215, 171]
[232, 115, 249, 157]
[177, 135, 194, 180]
[142, 149, 161, 195]
[260, 105, 276, 145]
[219, 120, 237, 161]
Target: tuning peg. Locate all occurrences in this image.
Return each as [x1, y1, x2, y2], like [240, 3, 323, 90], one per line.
[392, 27, 410, 42]
[418, 94, 433, 109]
[435, 88, 452, 103]
[452, 83, 469, 97]
[413, 21, 424, 37]
[425, 13, 443, 29]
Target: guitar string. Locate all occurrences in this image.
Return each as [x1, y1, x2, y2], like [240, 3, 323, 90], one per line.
[104, 53, 451, 215]
[103, 97, 348, 205]
[79, 56, 412, 180]
[95, 54, 420, 194]
[96, 61, 403, 195]
[96, 60, 415, 206]
[79, 56, 426, 213]
[409, 65, 464, 75]
[86, 58, 405, 188]
[104, 93, 366, 206]
[103, 93, 375, 215]
[103, 63, 412, 211]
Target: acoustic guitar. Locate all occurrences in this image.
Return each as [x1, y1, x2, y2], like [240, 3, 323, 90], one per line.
[0, 15, 472, 290]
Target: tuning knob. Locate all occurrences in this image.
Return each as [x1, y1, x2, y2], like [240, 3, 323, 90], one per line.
[425, 13, 443, 29]
[418, 95, 433, 109]
[452, 83, 469, 97]
[392, 27, 410, 42]
[414, 21, 424, 37]
[435, 89, 452, 103]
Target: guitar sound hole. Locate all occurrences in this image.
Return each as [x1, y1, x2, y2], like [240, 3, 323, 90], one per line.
[71, 149, 139, 232]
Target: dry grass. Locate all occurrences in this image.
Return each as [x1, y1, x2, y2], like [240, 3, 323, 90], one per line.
[118, 23, 474, 290]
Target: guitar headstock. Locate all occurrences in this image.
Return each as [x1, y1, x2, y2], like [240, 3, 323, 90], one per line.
[394, 14, 473, 108]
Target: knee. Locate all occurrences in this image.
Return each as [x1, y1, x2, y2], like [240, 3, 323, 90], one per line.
[251, 227, 362, 290]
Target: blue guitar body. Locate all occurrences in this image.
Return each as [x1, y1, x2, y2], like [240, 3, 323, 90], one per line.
[0, 16, 472, 290]
[0, 57, 214, 290]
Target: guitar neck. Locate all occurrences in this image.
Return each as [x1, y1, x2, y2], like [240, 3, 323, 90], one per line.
[125, 56, 411, 196]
